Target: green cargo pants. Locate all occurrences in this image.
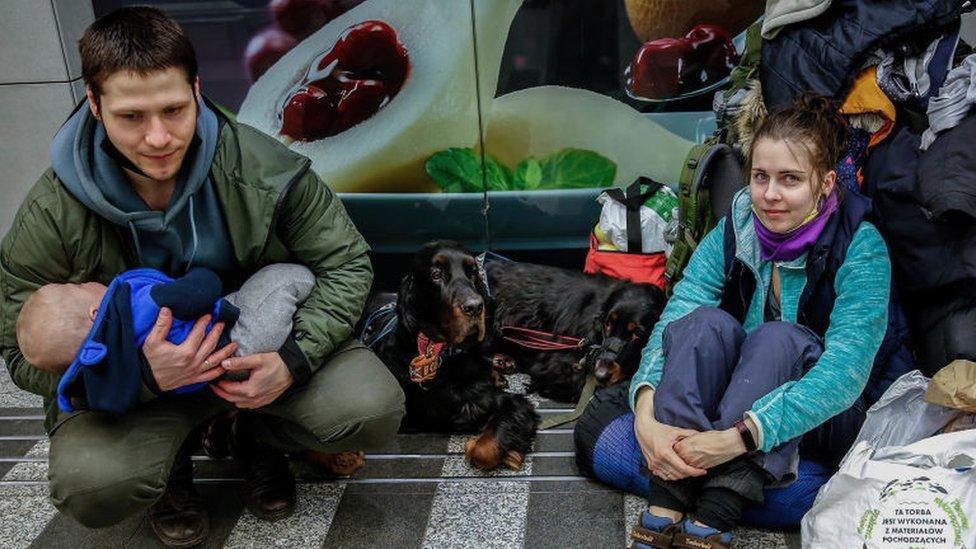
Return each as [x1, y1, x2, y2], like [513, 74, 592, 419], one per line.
[47, 341, 404, 528]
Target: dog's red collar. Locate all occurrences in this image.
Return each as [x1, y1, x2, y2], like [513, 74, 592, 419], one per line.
[409, 332, 444, 383]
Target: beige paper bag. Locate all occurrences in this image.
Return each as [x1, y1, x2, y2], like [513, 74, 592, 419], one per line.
[924, 359, 976, 412]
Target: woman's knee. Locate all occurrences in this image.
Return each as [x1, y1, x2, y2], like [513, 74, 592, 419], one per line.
[741, 321, 823, 366]
[683, 307, 742, 331]
[744, 320, 805, 342]
[666, 307, 744, 347]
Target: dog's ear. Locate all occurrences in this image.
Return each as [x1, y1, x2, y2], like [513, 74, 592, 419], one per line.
[397, 274, 419, 335]
[592, 311, 605, 338]
[645, 286, 666, 325]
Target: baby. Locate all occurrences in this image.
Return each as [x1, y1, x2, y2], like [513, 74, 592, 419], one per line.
[16, 264, 314, 414]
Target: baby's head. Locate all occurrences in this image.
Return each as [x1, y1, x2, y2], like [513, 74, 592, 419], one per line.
[16, 282, 107, 371]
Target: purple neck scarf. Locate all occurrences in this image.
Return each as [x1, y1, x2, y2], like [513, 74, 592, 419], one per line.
[753, 192, 839, 262]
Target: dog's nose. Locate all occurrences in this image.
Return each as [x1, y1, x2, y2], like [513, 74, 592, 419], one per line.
[461, 298, 484, 317]
[593, 360, 618, 384]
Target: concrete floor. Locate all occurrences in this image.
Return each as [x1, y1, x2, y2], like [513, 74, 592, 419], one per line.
[0, 369, 802, 548]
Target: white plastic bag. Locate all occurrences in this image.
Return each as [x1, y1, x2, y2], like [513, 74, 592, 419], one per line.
[854, 370, 962, 451]
[802, 431, 976, 548]
[801, 373, 976, 549]
[596, 186, 677, 255]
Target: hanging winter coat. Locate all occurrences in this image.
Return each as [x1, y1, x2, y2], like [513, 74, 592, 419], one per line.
[862, 122, 976, 373]
[918, 111, 976, 221]
[761, 0, 969, 109]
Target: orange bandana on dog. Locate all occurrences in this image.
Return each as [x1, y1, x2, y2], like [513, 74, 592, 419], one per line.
[410, 332, 444, 383]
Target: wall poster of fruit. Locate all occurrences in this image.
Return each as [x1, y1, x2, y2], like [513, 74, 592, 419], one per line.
[92, 0, 762, 251]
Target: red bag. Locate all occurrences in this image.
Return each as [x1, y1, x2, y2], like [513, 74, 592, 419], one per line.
[584, 234, 666, 289]
[583, 178, 667, 289]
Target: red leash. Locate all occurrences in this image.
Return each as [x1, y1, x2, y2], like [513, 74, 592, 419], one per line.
[499, 326, 586, 351]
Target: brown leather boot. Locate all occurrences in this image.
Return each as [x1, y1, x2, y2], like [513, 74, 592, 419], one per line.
[148, 450, 209, 548]
[231, 420, 296, 522]
[305, 450, 366, 477]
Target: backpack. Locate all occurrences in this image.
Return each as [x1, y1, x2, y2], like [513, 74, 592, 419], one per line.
[662, 23, 763, 294]
[663, 139, 744, 294]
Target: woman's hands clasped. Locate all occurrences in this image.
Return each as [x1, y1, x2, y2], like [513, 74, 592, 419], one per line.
[633, 387, 755, 480]
[673, 429, 748, 470]
[633, 388, 707, 481]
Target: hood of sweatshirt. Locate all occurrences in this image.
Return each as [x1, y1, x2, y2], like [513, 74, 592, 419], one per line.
[50, 98, 234, 274]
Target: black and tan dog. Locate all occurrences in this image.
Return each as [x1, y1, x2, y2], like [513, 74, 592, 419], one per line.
[486, 261, 666, 402]
[362, 241, 539, 470]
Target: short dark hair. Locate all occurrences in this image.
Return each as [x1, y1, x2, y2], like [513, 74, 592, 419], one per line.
[80, 6, 198, 97]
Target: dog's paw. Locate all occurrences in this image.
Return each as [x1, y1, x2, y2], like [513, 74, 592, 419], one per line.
[464, 432, 504, 470]
[306, 450, 366, 477]
[502, 450, 525, 471]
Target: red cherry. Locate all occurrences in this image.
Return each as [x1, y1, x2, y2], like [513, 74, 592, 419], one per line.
[270, 0, 332, 39]
[683, 24, 739, 86]
[625, 23, 739, 100]
[281, 85, 336, 140]
[331, 73, 388, 133]
[279, 20, 409, 141]
[625, 38, 692, 100]
[245, 27, 298, 81]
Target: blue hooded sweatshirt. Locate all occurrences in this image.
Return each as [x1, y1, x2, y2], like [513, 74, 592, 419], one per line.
[57, 267, 240, 414]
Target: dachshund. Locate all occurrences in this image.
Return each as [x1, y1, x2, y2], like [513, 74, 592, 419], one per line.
[486, 260, 666, 402]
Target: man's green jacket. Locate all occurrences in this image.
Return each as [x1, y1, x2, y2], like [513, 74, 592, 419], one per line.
[0, 116, 372, 431]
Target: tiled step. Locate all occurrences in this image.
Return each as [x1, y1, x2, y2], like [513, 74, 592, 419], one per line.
[0, 365, 802, 548]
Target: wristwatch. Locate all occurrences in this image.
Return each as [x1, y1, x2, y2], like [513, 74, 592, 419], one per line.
[734, 419, 758, 453]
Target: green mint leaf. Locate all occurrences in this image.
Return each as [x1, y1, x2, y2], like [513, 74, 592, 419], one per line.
[426, 148, 514, 192]
[537, 148, 616, 189]
[425, 148, 484, 193]
[484, 154, 515, 191]
[514, 157, 543, 190]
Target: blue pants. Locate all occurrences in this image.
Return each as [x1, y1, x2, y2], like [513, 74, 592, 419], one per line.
[574, 307, 869, 528]
[654, 307, 824, 480]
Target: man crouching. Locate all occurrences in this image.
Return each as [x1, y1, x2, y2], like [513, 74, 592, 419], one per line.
[0, 7, 404, 547]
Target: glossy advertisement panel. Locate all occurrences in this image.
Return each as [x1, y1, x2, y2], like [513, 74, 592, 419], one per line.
[91, 0, 761, 253]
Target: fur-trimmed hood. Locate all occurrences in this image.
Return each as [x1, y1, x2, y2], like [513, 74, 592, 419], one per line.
[732, 80, 767, 154]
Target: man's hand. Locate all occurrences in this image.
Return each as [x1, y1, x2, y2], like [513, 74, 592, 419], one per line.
[143, 308, 238, 391]
[633, 387, 707, 482]
[673, 429, 747, 470]
[211, 352, 294, 409]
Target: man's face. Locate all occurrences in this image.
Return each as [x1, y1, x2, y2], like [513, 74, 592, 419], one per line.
[87, 67, 199, 183]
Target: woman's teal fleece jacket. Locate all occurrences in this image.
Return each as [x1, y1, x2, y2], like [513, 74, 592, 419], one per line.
[630, 188, 891, 453]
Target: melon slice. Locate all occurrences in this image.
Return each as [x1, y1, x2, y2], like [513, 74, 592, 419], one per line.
[624, 0, 763, 43]
[238, 0, 523, 193]
[484, 86, 692, 187]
